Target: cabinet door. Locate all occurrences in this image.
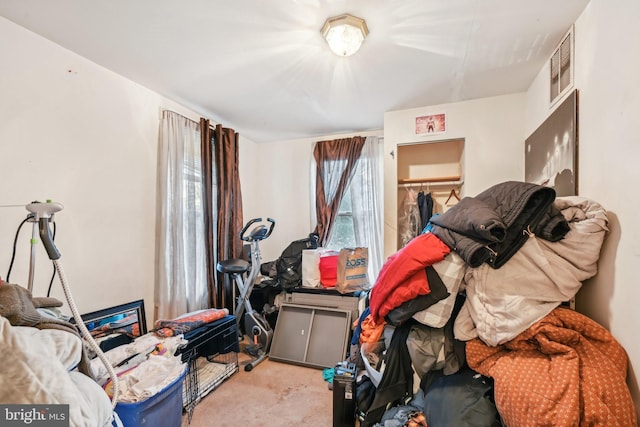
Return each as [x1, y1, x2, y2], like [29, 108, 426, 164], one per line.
[269, 305, 311, 363]
[269, 303, 351, 369]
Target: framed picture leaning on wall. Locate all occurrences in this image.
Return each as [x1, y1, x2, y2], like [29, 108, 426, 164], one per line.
[72, 299, 147, 354]
[525, 89, 578, 196]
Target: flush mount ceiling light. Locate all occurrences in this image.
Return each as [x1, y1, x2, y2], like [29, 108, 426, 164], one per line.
[321, 13, 369, 57]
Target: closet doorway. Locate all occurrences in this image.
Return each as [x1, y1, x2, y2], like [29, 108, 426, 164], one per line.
[396, 139, 464, 250]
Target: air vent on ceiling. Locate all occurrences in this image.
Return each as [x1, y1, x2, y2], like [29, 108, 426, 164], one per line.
[550, 25, 574, 105]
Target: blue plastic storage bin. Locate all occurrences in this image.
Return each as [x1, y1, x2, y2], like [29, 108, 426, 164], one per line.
[114, 365, 187, 427]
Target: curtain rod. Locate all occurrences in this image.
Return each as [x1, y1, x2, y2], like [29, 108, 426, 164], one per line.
[161, 109, 218, 128]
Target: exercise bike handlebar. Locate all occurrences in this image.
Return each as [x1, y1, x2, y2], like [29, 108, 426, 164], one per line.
[239, 217, 276, 242]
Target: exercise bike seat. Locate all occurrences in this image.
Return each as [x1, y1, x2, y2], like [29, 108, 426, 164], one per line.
[216, 259, 250, 275]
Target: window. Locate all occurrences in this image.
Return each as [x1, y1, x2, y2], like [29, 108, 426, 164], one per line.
[311, 136, 384, 284]
[157, 111, 210, 319]
[183, 150, 203, 212]
[326, 187, 356, 251]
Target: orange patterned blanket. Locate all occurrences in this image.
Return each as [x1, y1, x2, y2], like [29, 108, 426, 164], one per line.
[466, 307, 637, 427]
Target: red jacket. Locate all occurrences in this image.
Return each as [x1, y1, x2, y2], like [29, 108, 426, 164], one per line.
[369, 233, 450, 322]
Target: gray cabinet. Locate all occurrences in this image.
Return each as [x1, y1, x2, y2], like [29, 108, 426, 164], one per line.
[269, 303, 352, 369]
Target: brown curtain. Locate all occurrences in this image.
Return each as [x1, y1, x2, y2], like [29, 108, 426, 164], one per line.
[313, 136, 365, 246]
[199, 118, 217, 308]
[214, 124, 244, 312]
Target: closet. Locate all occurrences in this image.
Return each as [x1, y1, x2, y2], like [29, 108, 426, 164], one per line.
[389, 139, 465, 252]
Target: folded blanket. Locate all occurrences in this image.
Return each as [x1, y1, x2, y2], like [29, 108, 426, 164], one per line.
[153, 308, 229, 337]
[412, 252, 466, 329]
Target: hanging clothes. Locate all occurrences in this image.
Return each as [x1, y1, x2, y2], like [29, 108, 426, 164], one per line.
[398, 188, 421, 247]
[417, 191, 434, 230]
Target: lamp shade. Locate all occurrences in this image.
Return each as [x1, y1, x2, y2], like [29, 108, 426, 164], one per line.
[321, 14, 369, 57]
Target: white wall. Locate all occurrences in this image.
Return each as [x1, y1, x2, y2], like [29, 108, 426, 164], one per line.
[239, 138, 314, 264]
[383, 93, 526, 257]
[525, 0, 640, 413]
[0, 17, 250, 327]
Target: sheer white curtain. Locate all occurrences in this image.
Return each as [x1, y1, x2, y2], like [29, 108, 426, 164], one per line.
[350, 136, 384, 283]
[156, 111, 209, 320]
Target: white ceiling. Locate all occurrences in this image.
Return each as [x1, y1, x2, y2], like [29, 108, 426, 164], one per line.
[0, 0, 589, 143]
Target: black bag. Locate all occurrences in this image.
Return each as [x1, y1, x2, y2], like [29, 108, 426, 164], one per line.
[276, 233, 319, 289]
[356, 375, 376, 420]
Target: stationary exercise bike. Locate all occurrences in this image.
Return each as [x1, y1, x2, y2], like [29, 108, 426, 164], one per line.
[217, 218, 275, 371]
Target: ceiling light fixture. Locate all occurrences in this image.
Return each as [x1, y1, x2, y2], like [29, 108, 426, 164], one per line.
[321, 13, 369, 57]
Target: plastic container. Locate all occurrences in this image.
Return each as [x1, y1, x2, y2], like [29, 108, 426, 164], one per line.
[114, 365, 187, 427]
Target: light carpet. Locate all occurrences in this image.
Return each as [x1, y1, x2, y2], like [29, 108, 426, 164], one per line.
[181, 344, 334, 427]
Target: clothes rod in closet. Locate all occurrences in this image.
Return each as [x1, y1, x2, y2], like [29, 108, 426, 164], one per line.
[397, 176, 462, 188]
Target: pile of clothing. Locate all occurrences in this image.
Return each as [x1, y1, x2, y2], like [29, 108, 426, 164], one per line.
[0, 280, 115, 426]
[352, 181, 637, 427]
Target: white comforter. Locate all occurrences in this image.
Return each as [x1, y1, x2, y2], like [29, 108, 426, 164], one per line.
[0, 316, 114, 427]
[454, 196, 609, 346]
